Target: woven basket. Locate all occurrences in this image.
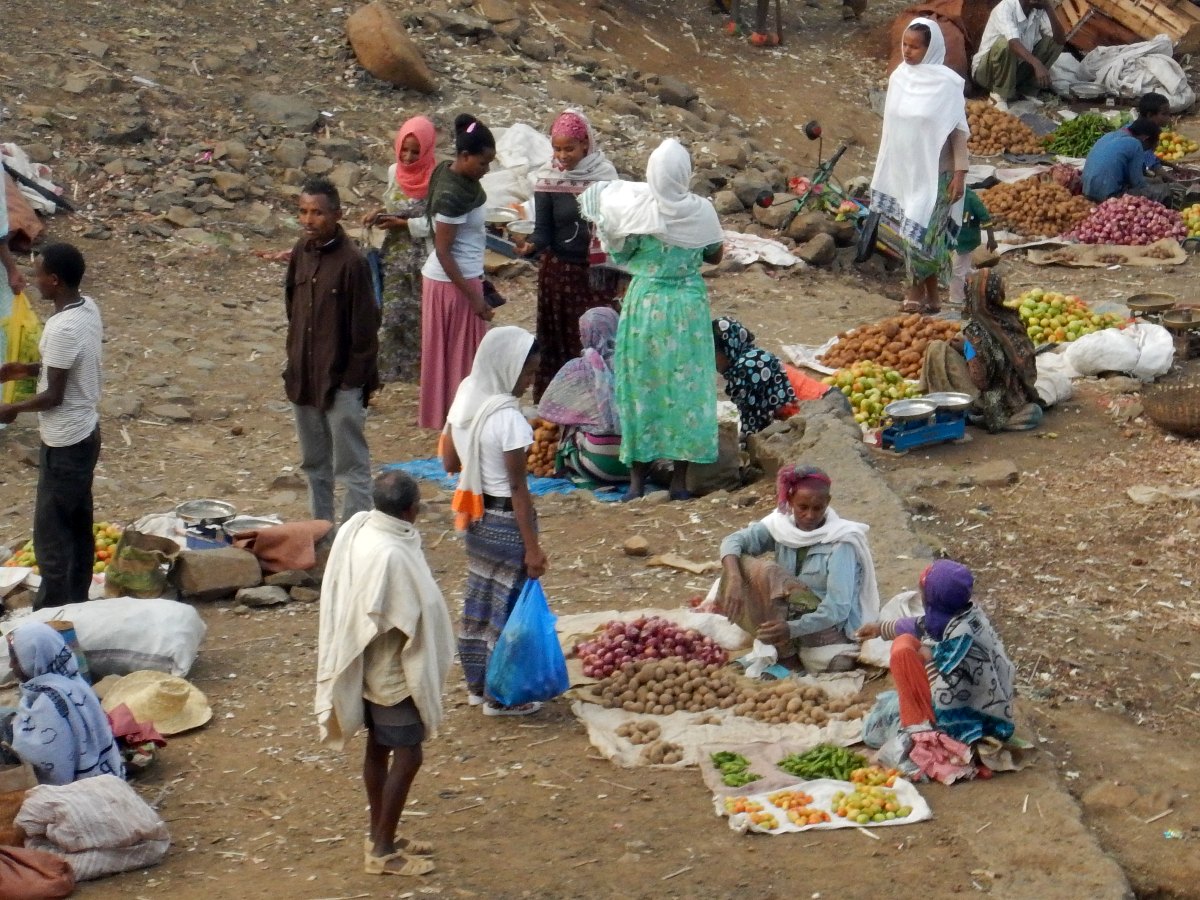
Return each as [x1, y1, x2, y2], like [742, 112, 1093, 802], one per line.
[1143, 375, 1200, 438]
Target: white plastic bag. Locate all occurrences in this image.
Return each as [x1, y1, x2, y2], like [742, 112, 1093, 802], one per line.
[1063, 329, 1141, 376]
[1127, 322, 1175, 381]
[858, 590, 921, 668]
[743, 639, 779, 679]
[1034, 352, 1075, 404]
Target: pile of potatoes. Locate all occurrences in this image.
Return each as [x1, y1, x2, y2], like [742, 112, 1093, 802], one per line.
[641, 740, 684, 765]
[979, 176, 1094, 237]
[526, 418, 559, 477]
[593, 657, 870, 725]
[615, 720, 661, 745]
[819, 314, 961, 380]
[967, 100, 1045, 156]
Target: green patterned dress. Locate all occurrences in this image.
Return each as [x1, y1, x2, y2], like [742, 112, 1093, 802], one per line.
[377, 178, 429, 383]
[607, 235, 719, 465]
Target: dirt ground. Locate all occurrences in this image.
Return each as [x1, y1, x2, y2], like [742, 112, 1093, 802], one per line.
[2, 0, 1199, 897]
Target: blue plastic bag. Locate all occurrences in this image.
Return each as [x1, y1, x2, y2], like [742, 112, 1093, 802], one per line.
[484, 579, 569, 707]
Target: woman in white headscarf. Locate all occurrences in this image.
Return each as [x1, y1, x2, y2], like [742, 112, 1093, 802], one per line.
[579, 139, 725, 502]
[870, 17, 969, 314]
[439, 326, 547, 717]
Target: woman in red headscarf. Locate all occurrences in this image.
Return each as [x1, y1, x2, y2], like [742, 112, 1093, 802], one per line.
[515, 110, 620, 400]
[718, 464, 881, 672]
[363, 116, 437, 383]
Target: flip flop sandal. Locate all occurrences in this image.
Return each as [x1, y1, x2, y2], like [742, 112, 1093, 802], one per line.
[749, 31, 780, 46]
[364, 851, 435, 877]
[723, 19, 741, 35]
[901, 301, 925, 314]
[365, 836, 434, 855]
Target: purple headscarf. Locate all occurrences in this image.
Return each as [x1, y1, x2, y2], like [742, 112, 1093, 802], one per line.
[921, 560, 974, 640]
[537, 307, 621, 434]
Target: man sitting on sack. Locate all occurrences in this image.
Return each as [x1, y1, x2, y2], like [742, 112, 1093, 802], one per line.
[315, 471, 454, 878]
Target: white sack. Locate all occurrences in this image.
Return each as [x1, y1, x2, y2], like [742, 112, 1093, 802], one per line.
[1081, 35, 1196, 112]
[1063, 328, 1142, 376]
[1127, 322, 1175, 381]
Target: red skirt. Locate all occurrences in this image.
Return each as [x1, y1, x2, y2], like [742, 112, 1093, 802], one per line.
[418, 277, 488, 430]
[534, 252, 618, 401]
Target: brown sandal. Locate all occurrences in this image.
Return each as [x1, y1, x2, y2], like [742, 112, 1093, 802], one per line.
[364, 850, 435, 877]
[364, 836, 434, 855]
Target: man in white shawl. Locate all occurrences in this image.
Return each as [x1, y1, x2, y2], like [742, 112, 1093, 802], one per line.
[719, 464, 880, 673]
[315, 470, 454, 878]
[869, 17, 969, 315]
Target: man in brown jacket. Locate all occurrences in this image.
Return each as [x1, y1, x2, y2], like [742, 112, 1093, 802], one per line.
[285, 177, 380, 524]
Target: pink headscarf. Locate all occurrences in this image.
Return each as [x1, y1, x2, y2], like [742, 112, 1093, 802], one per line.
[551, 111, 590, 149]
[775, 464, 832, 511]
[394, 116, 437, 200]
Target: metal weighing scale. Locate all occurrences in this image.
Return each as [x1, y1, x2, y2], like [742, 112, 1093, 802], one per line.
[880, 394, 971, 452]
[1162, 308, 1200, 362]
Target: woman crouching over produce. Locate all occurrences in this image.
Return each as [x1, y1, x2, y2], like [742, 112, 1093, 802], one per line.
[719, 465, 880, 672]
[857, 559, 1015, 747]
[920, 270, 1044, 433]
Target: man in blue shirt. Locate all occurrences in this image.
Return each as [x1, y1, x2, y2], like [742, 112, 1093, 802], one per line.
[1082, 119, 1163, 203]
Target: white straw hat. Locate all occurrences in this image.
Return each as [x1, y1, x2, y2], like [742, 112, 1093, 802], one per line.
[100, 670, 212, 736]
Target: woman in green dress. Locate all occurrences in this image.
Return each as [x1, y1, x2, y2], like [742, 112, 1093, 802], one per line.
[363, 116, 436, 383]
[581, 139, 724, 501]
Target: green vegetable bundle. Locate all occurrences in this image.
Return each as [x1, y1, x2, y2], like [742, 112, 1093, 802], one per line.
[1044, 114, 1115, 157]
[711, 751, 763, 787]
[777, 744, 867, 781]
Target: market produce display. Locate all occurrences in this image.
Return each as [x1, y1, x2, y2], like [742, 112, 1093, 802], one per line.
[820, 314, 962, 381]
[832, 785, 913, 824]
[777, 744, 867, 781]
[1043, 113, 1114, 157]
[590, 657, 870, 723]
[4, 522, 122, 574]
[850, 765, 901, 787]
[1156, 130, 1199, 162]
[966, 100, 1045, 155]
[615, 720, 661, 746]
[1064, 195, 1187, 245]
[1182, 202, 1200, 237]
[526, 418, 559, 477]
[822, 362, 923, 427]
[1047, 162, 1083, 196]
[978, 177, 1093, 237]
[767, 790, 831, 826]
[711, 751, 763, 787]
[576, 616, 728, 680]
[1005, 288, 1125, 344]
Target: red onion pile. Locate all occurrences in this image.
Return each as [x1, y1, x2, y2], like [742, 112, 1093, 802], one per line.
[1048, 163, 1082, 196]
[1065, 195, 1187, 245]
[576, 616, 727, 679]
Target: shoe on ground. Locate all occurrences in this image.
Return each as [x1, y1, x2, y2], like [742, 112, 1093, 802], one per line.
[482, 700, 542, 717]
[467, 692, 484, 707]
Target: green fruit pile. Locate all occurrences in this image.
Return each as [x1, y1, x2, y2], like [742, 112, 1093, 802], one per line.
[822, 361, 921, 427]
[1004, 288, 1125, 345]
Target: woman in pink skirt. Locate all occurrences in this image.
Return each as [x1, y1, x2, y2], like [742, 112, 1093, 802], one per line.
[418, 114, 497, 429]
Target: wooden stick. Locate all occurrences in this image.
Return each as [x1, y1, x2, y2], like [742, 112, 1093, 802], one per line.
[856, 826, 882, 841]
[643, 30, 671, 53]
[662, 865, 693, 880]
[449, 801, 485, 814]
[976, 821, 992, 834]
[528, 735, 559, 747]
[571, 858, 599, 868]
[599, 778, 637, 792]
[1143, 808, 1174, 824]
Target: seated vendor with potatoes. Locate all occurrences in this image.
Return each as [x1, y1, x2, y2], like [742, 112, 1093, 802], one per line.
[1081, 119, 1172, 204]
[719, 464, 880, 672]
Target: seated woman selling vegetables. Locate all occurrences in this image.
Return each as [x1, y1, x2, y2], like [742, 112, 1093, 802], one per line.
[719, 464, 880, 672]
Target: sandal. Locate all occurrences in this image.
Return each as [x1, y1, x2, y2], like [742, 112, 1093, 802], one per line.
[724, 19, 741, 35]
[365, 836, 434, 855]
[482, 700, 542, 717]
[364, 851, 435, 877]
[901, 300, 925, 314]
[749, 31, 780, 46]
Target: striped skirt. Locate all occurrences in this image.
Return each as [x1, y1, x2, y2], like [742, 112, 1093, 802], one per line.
[556, 427, 630, 486]
[459, 508, 529, 697]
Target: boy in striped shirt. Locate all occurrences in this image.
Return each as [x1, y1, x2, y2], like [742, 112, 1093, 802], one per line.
[0, 243, 103, 608]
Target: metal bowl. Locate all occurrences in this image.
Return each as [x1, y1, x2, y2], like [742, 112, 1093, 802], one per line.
[174, 499, 236, 526]
[921, 392, 974, 412]
[224, 515, 283, 536]
[506, 219, 535, 237]
[1127, 292, 1177, 315]
[1070, 82, 1106, 100]
[884, 399, 938, 422]
[485, 206, 519, 226]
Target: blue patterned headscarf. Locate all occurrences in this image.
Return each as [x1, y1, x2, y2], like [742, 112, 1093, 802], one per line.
[713, 316, 797, 437]
[9, 623, 123, 786]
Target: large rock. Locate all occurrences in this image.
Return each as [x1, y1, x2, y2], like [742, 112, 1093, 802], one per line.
[235, 585, 290, 608]
[548, 79, 598, 108]
[476, 0, 519, 22]
[730, 171, 771, 208]
[423, 8, 493, 36]
[273, 138, 308, 169]
[654, 75, 698, 109]
[347, 1, 437, 94]
[751, 193, 797, 229]
[173, 548, 263, 601]
[248, 93, 320, 132]
[796, 233, 837, 266]
[785, 211, 835, 243]
[712, 190, 744, 215]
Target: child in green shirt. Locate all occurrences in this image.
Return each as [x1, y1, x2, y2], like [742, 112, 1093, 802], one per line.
[951, 190, 997, 306]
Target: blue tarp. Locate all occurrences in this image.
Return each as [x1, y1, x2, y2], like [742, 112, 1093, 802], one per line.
[381, 458, 625, 502]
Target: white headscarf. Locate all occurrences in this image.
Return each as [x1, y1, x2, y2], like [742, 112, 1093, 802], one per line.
[445, 326, 536, 530]
[533, 109, 620, 192]
[870, 17, 969, 240]
[579, 138, 724, 252]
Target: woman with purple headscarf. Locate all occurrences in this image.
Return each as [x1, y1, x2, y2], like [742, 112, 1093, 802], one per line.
[719, 464, 880, 672]
[859, 559, 1015, 746]
[538, 307, 629, 486]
